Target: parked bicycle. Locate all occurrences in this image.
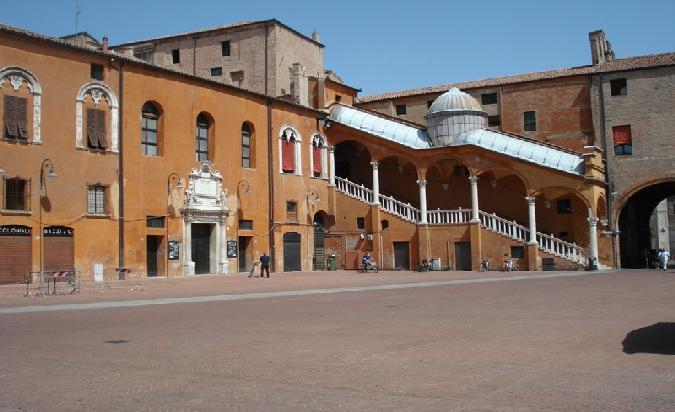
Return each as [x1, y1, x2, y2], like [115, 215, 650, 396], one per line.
[248, 261, 260, 277]
[502, 257, 518, 272]
[417, 259, 432, 272]
[479, 258, 490, 272]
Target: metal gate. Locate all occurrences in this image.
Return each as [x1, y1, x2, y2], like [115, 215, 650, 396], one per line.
[393, 241, 410, 270]
[455, 242, 472, 271]
[283, 232, 301, 272]
[43, 226, 74, 272]
[0, 225, 32, 284]
[313, 225, 325, 270]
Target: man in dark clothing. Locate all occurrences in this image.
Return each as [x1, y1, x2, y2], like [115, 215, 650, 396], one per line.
[260, 253, 271, 278]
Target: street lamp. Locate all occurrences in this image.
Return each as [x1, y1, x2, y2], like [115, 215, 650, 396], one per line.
[39, 159, 57, 274]
[166, 173, 184, 277]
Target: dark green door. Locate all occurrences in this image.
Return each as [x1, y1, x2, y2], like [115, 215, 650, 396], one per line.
[455, 242, 472, 271]
[192, 224, 212, 274]
[283, 232, 301, 272]
[393, 241, 410, 270]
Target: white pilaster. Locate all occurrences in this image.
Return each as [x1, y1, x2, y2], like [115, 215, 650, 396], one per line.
[588, 213, 599, 270]
[328, 145, 335, 187]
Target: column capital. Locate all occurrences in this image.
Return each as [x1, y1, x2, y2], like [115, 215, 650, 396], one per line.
[416, 179, 427, 187]
[525, 195, 536, 204]
[370, 161, 379, 169]
[328, 144, 335, 153]
[587, 216, 600, 226]
[469, 175, 479, 184]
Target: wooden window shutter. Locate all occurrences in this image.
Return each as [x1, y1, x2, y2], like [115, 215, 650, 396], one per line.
[96, 109, 108, 149]
[4, 95, 17, 138]
[313, 145, 321, 175]
[612, 125, 632, 146]
[16, 97, 28, 139]
[86, 108, 98, 148]
[281, 139, 295, 173]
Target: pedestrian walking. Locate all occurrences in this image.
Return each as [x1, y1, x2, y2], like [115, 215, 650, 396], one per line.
[658, 248, 670, 270]
[260, 252, 271, 278]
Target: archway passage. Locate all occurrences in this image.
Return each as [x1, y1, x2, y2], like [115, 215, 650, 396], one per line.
[619, 181, 675, 268]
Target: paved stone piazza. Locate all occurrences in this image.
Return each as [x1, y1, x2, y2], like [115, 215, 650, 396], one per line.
[1, 269, 674, 411]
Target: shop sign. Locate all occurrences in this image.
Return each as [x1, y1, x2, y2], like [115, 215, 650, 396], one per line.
[0, 225, 32, 236]
[226, 240, 238, 258]
[168, 240, 180, 260]
[43, 226, 74, 237]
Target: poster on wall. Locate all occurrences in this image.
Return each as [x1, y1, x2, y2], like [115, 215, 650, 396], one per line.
[226, 240, 238, 258]
[168, 240, 180, 260]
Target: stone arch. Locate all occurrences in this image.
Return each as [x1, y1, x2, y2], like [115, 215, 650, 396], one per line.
[75, 82, 119, 152]
[616, 178, 675, 268]
[0, 66, 42, 143]
[424, 157, 473, 210]
[474, 167, 531, 224]
[532, 186, 592, 246]
[377, 154, 421, 207]
[333, 140, 372, 186]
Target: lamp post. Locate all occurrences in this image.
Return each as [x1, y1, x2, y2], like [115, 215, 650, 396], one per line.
[166, 173, 183, 277]
[39, 159, 57, 274]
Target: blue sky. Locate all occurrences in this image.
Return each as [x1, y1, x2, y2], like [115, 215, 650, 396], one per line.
[4, 0, 674, 95]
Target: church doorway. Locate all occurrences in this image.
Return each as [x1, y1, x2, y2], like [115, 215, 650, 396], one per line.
[191, 223, 213, 274]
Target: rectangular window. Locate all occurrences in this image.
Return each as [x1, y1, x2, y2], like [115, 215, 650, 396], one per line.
[356, 217, 365, 230]
[524, 111, 536, 131]
[230, 70, 244, 83]
[335, 95, 342, 102]
[90, 63, 104, 81]
[556, 199, 572, 215]
[3, 95, 28, 139]
[171, 49, 180, 64]
[610, 78, 627, 96]
[86, 108, 107, 150]
[395, 104, 407, 116]
[87, 185, 107, 215]
[211, 67, 223, 77]
[221, 41, 230, 57]
[612, 125, 632, 155]
[481, 93, 498, 105]
[510, 246, 525, 259]
[133, 50, 154, 63]
[488, 115, 501, 128]
[146, 216, 165, 228]
[3, 177, 29, 211]
[239, 220, 253, 230]
[286, 201, 297, 222]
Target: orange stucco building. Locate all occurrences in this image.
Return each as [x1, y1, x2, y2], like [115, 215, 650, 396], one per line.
[0, 23, 611, 283]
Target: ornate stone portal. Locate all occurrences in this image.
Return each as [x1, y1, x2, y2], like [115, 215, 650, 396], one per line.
[181, 163, 230, 275]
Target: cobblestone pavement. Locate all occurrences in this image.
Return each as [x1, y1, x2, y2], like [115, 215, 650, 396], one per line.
[1, 269, 674, 411]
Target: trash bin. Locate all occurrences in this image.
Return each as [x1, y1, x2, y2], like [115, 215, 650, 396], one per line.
[587, 257, 597, 271]
[327, 254, 336, 271]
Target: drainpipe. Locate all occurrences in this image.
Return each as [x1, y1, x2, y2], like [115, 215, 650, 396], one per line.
[596, 74, 618, 268]
[267, 97, 275, 270]
[118, 61, 125, 267]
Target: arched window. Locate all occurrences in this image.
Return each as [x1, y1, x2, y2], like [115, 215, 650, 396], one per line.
[242, 122, 254, 168]
[279, 126, 301, 175]
[310, 133, 327, 179]
[0, 66, 42, 144]
[196, 113, 210, 162]
[75, 82, 119, 152]
[141, 102, 160, 156]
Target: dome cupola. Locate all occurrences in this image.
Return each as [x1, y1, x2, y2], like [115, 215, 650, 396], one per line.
[426, 87, 487, 146]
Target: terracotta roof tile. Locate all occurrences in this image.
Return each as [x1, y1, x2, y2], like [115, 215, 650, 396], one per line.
[357, 53, 675, 103]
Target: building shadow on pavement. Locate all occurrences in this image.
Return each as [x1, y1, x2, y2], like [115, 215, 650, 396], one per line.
[622, 322, 675, 355]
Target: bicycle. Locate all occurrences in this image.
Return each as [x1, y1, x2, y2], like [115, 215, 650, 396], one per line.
[248, 261, 260, 277]
[502, 258, 519, 272]
[360, 260, 379, 273]
[479, 258, 490, 272]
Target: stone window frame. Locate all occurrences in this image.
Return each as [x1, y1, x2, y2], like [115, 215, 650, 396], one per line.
[309, 133, 328, 179]
[76, 82, 119, 152]
[2, 176, 31, 213]
[87, 183, 109, 216]
[0, 66, 42, 144]
[395, 104, 407, 116]
[278, 125, 302, 176]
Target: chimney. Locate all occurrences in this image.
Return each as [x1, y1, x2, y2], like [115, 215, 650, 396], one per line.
[312, 31, 320, 43]
[102, 36, 109, 52]
[589, 30, 615, 65]
[291, 63, 309, 106]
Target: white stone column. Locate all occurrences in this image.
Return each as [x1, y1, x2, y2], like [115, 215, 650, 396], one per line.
[217, 218, 228, 274]
[588, 214, 599, 270]
[526, 196, 537, 244]
[469, 175, 479, 222]
[418, 179, 428, 224]
[328, 145, 335, 186]
[183, 220, 194, 276]
[371, 161, 379, 205]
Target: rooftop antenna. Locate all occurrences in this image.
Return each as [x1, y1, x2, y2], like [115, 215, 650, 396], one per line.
[74, 0, 82, 44]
